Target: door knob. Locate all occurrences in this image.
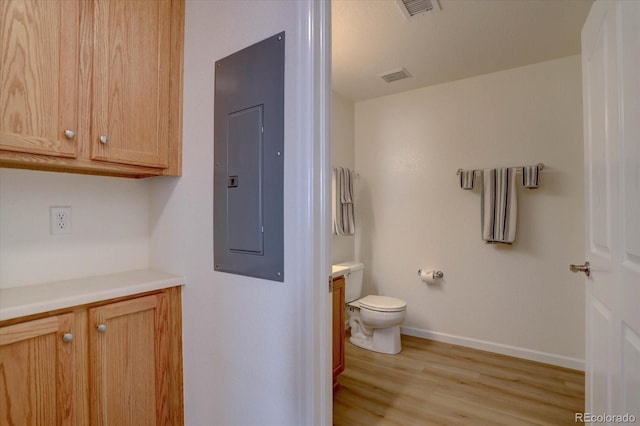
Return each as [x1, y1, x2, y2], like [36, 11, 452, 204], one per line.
[570, 261, 590, 277]
[62, 333, 73, 342]
[99, 135, 109, 144]
[64, 129, 75, 139]
[96, 324, 107, 333]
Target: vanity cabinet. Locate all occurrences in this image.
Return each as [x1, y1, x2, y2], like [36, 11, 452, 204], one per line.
[0, 287, 183, 426]
[0, 0, 184, 178]
[332, 275, 345, 389]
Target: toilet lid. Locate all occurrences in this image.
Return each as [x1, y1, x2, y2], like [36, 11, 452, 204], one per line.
[358, 295, 407, 312]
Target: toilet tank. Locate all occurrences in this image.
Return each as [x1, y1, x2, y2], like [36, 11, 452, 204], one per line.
[335, 261, 364, 303]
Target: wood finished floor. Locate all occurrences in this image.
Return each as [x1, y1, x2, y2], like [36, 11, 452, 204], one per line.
[333, 334, 584, 426]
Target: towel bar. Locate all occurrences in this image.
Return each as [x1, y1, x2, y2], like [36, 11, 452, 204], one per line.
[456, 163, 544, 176]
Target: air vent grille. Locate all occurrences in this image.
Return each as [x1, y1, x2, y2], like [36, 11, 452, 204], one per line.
[395, 0, 441, 19]
[379, 67, 412, 83]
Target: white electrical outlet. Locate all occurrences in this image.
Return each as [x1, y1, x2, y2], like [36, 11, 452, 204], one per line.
[50, 206, 72, 235]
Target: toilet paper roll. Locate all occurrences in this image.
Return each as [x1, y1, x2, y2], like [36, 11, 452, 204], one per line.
[419, 269, 436, 284]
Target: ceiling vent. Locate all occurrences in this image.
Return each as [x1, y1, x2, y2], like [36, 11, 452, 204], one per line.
[395, 0, 441, 20]
[379, 67, 412, 83]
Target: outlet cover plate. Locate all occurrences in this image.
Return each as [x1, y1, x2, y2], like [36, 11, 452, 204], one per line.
[50, 206, 72, 235]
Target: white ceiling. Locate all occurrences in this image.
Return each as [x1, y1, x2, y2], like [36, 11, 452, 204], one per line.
[332, 0, 593, 102]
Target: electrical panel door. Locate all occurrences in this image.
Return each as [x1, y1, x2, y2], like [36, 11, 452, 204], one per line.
[213, 32, 284, 282]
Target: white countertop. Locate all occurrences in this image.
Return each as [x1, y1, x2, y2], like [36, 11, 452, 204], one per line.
[0, 269, 185, 321]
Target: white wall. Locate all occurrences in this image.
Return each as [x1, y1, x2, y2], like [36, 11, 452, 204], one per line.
[332, 91, 355, 264]
[0, 169, 149, 288]
[354, 56, 585, 368]
[149, 1, 322, 424]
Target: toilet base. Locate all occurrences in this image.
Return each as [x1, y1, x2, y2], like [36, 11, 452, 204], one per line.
[350, 325, 401, 355]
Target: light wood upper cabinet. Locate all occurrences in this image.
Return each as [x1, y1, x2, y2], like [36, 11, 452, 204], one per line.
[0, 0, 183, 178]
[89, 293, 170, 425]
[0, 313, 76, 425]
[0, 0, 80, 158]
[91, 0, 171, 168]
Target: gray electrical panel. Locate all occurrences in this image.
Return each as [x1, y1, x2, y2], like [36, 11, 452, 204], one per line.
[213, 32, 284, 282]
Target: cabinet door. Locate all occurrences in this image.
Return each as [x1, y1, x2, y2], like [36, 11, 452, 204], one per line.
[90, 0, 171, 168]
[0, 314, 75, 425]
[332, 276, 345, 389]
[89, 293, 169, 426]
[0, 0, 80, 157]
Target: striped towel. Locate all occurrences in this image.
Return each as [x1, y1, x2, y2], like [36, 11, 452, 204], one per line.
[459, 170, 476, 190]
[341, 166, 354, 203]
[332, 167, 355, 236]
[522, 165, 541, 189]
[481, 168, 517, 244]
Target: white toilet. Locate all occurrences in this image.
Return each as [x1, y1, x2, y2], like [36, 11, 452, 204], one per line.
[336, 261, 407, 355]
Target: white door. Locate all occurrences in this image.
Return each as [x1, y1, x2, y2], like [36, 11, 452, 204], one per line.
[581, 0, 640, 420]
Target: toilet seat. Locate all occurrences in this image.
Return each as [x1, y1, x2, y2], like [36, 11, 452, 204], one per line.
[358, 295, 406, 313]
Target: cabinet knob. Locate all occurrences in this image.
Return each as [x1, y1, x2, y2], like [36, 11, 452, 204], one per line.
[99, 135, 109, 144]
[96, 324, 107, 333]
[62, 333, 73, 342]
[64, 129, 76, 139]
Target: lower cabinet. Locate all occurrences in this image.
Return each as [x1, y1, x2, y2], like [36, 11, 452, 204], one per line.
[89, 293, 171, 425]
[0, 314, 76, 425]
[332, 276, 345, 390]
[0, 287, 183, 426]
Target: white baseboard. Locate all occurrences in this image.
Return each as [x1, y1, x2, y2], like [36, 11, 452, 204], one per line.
[400, 326, 585, 371]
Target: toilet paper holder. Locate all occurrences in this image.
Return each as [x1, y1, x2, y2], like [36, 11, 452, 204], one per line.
[417, 269, 444, 279]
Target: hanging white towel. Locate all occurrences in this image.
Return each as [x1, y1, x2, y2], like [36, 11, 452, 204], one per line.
[341, 167, 354, 203]
[332, 167, 355, 236]
[481, 168, 517, 244]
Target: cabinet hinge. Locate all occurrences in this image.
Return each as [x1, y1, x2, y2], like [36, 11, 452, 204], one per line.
[328, 277, 333, 293]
